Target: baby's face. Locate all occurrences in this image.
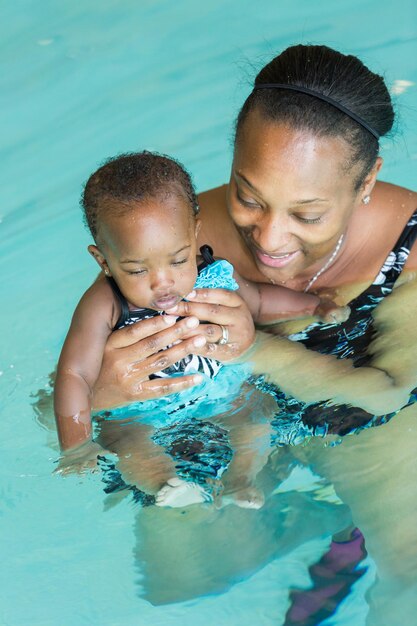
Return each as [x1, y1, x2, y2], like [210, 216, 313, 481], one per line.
[95, 195, 200, 311]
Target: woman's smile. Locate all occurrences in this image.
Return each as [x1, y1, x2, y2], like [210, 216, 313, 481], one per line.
[254, 248, 301, 268]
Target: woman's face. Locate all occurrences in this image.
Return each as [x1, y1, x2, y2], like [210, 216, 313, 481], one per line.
[228, 109, 365, 285]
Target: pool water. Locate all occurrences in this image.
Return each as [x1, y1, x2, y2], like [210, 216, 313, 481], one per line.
[1, 1, 417, 625]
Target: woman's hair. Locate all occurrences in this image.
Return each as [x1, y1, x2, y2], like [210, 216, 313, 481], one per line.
[82, 151, 199, 240]
[235, 45, 395, 189]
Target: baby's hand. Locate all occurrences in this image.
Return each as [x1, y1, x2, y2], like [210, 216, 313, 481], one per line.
[54, 440, 112, 476]
[315, 298, 351, 325]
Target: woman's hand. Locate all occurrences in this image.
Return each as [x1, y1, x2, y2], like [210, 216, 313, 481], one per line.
[92, 314, 209, 410]
[166, 288, 256, 362]
[92, 290, 255, 410]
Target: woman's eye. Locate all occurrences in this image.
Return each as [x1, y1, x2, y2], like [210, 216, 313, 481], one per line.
[236, 191, 261, 209]
[296, 215, 323, 224]
[172, 258, 188, 266]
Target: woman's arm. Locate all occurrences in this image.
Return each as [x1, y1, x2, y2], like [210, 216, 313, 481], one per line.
[254, 276, 417, 414]
[179, 277, 417, 415]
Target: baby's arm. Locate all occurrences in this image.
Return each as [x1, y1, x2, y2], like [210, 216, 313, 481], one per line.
[235, 274, 349, 325]
[54, 279, 117, 451]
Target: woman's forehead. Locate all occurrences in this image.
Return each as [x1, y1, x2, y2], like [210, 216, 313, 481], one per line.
[234, 111, 358, 194]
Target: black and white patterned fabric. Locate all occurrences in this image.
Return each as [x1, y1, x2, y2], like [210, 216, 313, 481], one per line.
[108, 246, 238, 380]
[256, 209, 417, 443]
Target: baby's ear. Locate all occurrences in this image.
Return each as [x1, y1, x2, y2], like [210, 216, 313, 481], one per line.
[88, 245, 111, 276]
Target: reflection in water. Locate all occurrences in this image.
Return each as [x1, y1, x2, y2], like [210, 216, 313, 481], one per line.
[129, 452, 352, 608]
[96, 371, 278, 508]
[250, 275, 417, 623]
[300, 403, 417, 626]
[92, 389, 365, 623]
[34, 383, 354, 621]
[284, 528, 368, 626]
[33, 275, 417, 624]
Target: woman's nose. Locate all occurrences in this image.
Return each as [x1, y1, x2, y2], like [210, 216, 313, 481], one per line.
[252, 213, 291, 253]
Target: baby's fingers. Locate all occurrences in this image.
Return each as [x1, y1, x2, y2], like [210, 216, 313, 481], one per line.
[318, 302, 351, 324]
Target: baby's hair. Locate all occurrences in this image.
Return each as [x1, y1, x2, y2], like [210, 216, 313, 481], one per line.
[81, 151, 199, 240]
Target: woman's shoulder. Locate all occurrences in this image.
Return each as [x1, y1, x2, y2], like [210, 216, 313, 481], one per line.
[374, 180, 416, 211]
[198, 184, 228, 222]
[359, 180, 416, 244]
[374, 181, 417, 269]
[197, 184, 231, 247]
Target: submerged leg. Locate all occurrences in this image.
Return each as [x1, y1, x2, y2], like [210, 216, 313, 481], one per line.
[301, 403, 417, 624]
[98, 421, 177, 495]
[219, 421, 271, 509]
[210, 388, 277, 509]
[98, 419, 215, 507]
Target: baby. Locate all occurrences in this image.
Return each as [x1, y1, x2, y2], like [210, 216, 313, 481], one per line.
[54, 151, 348, 507]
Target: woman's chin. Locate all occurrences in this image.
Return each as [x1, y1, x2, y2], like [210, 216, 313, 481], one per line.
[254, 260, 296, 286]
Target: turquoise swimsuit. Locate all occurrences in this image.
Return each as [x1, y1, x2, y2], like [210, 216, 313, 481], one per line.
[101, 245, 249, 429]
[107, 245, 238, 380]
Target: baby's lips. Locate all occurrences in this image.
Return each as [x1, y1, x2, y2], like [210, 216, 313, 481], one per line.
[153, 294, 181, 310]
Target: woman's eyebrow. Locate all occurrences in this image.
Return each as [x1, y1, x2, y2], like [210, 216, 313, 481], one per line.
[234, 171, 261, 194]
[293, 198, 328, 205]
[235, 171, 327, 205]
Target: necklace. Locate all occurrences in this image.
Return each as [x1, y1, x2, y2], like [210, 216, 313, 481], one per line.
[304, 234, 345, 292]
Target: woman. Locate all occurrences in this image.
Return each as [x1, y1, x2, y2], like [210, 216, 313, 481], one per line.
[92, 45, 416, 620]
[92, 44, 417, 420]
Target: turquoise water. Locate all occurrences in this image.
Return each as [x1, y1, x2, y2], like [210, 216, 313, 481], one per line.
[1, 1, 416, 625]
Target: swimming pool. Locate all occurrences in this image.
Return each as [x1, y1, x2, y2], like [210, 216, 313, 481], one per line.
[1, 1, 417, 624]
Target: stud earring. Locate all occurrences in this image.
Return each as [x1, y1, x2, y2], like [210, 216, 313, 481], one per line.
[104, 269, 110, 276]
[362, 195, 370, 205]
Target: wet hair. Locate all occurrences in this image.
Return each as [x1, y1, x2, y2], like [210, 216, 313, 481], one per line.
[235, 45, 395, 190]
[81, 151, 199, 240]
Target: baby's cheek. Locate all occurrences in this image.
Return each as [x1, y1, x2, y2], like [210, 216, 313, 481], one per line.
[183, 269, 199, 292]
